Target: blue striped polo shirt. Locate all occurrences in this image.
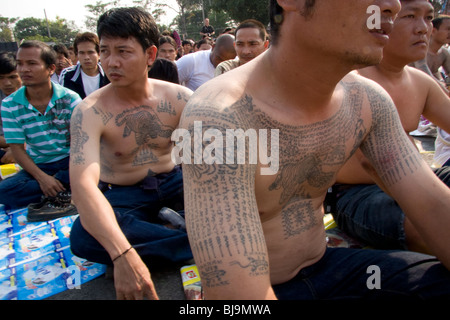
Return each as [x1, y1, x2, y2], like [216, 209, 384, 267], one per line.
[1, 83, 82, 164]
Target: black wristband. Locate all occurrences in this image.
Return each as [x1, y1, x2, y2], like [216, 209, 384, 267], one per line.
[112, 246, 133, 263]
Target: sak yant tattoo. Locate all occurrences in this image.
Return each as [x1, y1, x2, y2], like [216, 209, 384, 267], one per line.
[177, 91, 189, 102]
[184, 81, 412, 286]
[92, 106, 113, 125]
[70, 109, 89, 165]
[157, 100, 176, 116]
[360, 85, 422, 187]
[115, 105, 175, 167]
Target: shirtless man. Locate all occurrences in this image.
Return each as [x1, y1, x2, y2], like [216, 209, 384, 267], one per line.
[69, 8, 193, 300]
[180, 0, 450, 300]
[427, 15, 450, 83]
[332, 0, 450, 254]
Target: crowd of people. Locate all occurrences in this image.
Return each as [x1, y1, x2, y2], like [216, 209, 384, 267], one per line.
[0, 0, 450, 300]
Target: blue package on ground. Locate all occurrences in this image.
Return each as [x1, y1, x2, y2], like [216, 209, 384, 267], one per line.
[14, 251, 68, 300]
[0, 204, 105, 300]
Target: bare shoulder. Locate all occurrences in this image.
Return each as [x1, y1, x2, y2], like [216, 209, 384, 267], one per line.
[346, 70, 389, 90]
[150, 78, 193, 102]
[405, 64, 436, 82]
[77, 85, 110, 112]
[440, 46, 450, 58]
[181, 74, 248, 130]
[405, 65, 448, 97]
[72, 86, 114, 130]
[344, 71, 395, 104]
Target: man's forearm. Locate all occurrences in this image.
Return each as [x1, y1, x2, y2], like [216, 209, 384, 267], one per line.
[72, 181, 132, 262]
[9, 144, 48, 181]
[0, 136, 8, 149]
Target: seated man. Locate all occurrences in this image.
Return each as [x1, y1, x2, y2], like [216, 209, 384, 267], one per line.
[426, 15, 450, 84]
[0, 51, 22, 165]
[331, 0, 450, 254]
[59, 32, 109, 99]
[181, 0, 450, 300]
[69, 7, 193, 300]
[0, 41, 81, 221]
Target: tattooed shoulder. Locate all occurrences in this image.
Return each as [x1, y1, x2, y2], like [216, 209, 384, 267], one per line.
[177, 91, 190, 103]
[70, 108, 89, 165]
[92, 105, 113, 125]
[360, 82, 422, 187]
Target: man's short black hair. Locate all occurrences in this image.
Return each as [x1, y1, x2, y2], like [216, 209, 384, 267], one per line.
[52, 44, 70, 58]
[433, 15, 450, 30]
[73, 32, 100, 55]
[0, 51, 17, 75]
[97, 7, 160, 51]
[236, 19, 268, 42]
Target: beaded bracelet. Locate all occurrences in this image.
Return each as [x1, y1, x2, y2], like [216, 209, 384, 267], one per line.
[112, 246, 133, 263]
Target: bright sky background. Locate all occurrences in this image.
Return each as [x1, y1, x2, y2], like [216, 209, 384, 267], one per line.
[1, 0, 179, 31]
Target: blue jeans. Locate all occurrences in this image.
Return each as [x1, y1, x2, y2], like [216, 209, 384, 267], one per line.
[331, 166, 450, 249]
[0, 156, 70, 209]
[273, 247, 450, 300]
[70, 166, 193, 265]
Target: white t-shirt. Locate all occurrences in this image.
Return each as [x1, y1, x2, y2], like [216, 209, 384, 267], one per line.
[176, 49, 215, 91]
[81, 70, 101, 97]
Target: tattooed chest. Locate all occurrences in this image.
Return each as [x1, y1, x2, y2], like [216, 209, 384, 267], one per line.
[102, 105, 177, 167]
[267, 116, 365, 198]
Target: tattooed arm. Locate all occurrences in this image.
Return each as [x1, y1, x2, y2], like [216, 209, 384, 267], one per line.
[70, 101, 158, 300]
[360, 82, 450, 270]
[181, 96, 277, 300]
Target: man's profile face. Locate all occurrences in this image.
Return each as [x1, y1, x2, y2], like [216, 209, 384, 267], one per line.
[433, 18, 450, 45]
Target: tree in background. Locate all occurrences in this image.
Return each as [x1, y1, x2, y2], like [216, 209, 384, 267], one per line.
[209, 0, 269, 26]
[0, 17, 17, 42]
[85, 0, 121, 32]
[169, 0, 269, 40]
[4, 0, 447, 48]
[13, 17, 78, 45]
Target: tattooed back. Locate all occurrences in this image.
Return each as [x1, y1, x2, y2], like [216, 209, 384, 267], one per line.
[70, 79, 192, 185]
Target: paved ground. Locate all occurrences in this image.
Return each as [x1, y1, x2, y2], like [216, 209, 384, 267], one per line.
[45, 135, 437, 301]
[46, 260, 188, 300]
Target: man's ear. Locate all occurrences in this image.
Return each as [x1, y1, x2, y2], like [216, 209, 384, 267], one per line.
[276, 0, 301, 12]
[146, 45, 158, 66]
[48, 63, 57, 76]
